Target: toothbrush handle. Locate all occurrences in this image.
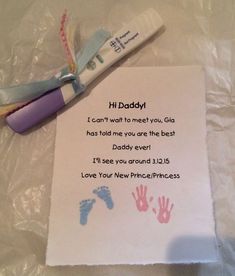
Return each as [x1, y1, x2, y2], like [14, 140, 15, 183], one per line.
[6, 88, 65, 133]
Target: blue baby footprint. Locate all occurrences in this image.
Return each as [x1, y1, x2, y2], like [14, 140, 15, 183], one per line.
[79, 199, 96, 225]
[93, 186, 114, 209]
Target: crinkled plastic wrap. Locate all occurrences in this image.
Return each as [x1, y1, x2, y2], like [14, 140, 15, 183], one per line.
[0, 0, 234, 275]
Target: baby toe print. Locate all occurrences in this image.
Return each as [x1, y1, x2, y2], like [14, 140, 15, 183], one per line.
[79, 199, 96, 225]
[93, 186, 114, 209]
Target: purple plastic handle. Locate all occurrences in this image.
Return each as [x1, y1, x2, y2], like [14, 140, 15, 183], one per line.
[6, 88, 65, 133]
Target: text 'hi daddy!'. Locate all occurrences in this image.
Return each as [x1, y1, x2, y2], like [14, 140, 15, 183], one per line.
[109, 101, 146, 111]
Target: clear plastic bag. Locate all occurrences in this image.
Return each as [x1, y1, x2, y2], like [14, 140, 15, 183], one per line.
[0, 0, 234, 275]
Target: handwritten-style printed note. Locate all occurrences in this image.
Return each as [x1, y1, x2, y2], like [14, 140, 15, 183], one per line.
[47, 66, 218, 265]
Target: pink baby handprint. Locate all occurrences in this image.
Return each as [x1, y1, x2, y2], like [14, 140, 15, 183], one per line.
[153, 196, 174, 223]
[132, 185, 153, 212]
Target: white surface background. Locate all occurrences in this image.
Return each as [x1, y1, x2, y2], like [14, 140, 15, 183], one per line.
[0, 0, 234, 275]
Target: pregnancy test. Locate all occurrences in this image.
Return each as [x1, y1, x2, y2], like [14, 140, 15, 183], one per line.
[6, 8, 163, 133]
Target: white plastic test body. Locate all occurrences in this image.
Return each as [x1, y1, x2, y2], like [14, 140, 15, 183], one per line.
[63, 8, 163, 103]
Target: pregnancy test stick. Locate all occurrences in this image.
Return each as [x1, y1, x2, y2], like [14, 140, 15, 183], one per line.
[6, 9, 163, 133]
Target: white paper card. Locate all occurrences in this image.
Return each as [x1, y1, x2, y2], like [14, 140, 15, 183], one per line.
[47, 66, 217, 265]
